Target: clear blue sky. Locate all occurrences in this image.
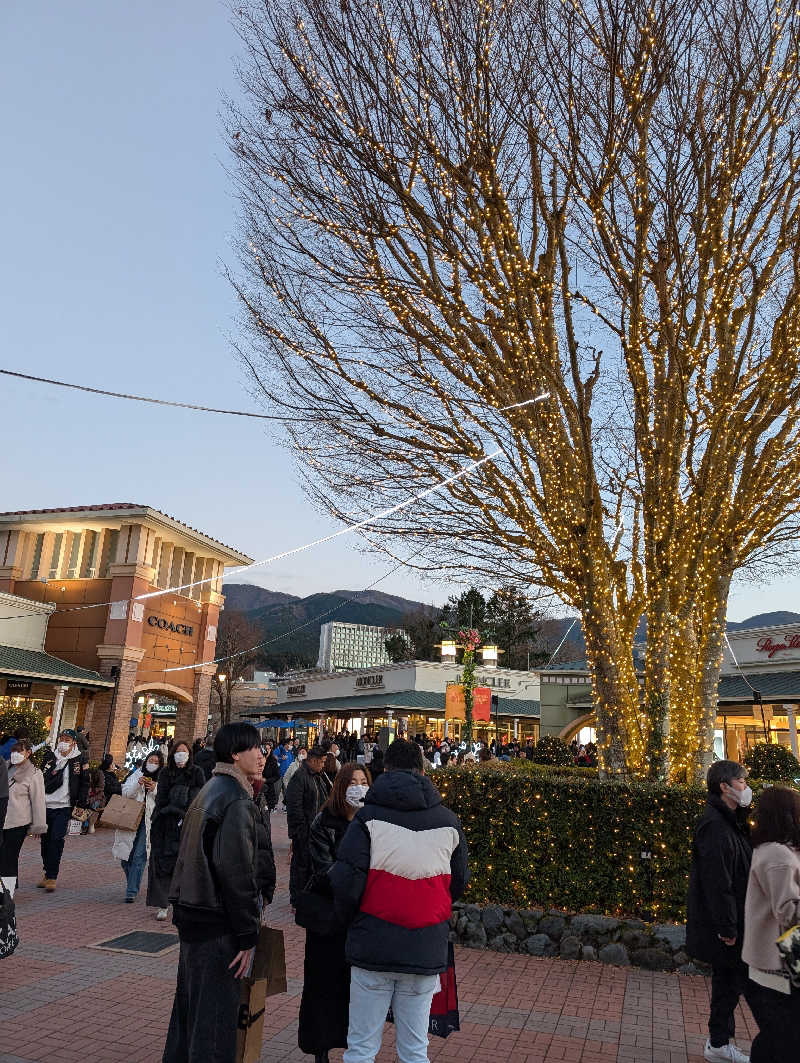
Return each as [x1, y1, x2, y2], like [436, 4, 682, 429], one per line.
[0, 1, 793, 620]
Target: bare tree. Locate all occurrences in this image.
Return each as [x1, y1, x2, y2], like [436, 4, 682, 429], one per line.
[212, 611, 263, 726]
[229, 0, 800, 779]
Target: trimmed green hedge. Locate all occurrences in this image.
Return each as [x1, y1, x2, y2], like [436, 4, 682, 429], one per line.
[433, 764, 706, 921]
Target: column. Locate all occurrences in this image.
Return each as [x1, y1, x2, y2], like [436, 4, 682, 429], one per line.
[175, 664, 216, 740]
[48, 686, 69, 745]
[92, 647, 146, 761]
[514, 718, 519, 739]
[786, 705, 800, 760]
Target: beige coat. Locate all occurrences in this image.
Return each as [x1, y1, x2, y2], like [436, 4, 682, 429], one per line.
[743, 842, 800, 974]
[5, 757, 47, 834]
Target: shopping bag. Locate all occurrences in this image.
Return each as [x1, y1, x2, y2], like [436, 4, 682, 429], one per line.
[236, 927, 287, 1063]
[97, 794, 144, 832]
[0, 880, 19, 960]
[67, 817, 84, 836]
[777, 924, 800, 988]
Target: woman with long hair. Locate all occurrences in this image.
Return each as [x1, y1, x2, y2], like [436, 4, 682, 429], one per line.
[112, 749, 164, 903]
[297, 761, 371, 1063]
[743, 785, 800, 1061]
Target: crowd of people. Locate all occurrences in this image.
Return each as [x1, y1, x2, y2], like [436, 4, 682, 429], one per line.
[1, 722, 799, 1063]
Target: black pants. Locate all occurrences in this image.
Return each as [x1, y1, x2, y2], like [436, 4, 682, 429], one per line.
[40, 807, 71, 880]
[709, 958, 750, 1047]
[747, 978, 800, 1063]
[163, 934, 242, 1063]
[0, 825, 29, 879]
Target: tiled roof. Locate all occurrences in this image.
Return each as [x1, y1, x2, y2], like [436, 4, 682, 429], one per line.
[0, 504, 252, 563]
[0, 644, 114, 688]
[262, 689, 540, 719]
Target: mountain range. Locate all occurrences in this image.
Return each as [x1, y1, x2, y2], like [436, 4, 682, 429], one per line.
[222, 582, 800, 671]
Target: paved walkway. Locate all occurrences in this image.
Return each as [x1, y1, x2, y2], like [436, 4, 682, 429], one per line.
[0, 815, 756, 1063]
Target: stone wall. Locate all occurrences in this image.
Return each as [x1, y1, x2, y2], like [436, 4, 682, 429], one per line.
[450, 902, 704, 975]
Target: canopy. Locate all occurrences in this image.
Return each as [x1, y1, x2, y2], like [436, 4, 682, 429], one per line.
[254, 718, 303, 729]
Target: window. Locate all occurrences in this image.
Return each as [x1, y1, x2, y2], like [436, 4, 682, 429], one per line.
[66, 532, 82, 579]
[28, 533, 44, 578]
[48, 533, 64, 579]
[81, 530, 99, 577]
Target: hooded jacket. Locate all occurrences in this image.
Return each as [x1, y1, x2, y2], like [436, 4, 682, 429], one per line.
[686, 794, 752, 965]
[169, 763, 260, 949]
[329, 769, 469, 976]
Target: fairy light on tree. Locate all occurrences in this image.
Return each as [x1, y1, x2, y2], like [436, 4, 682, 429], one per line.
[229, 0, 800, 780]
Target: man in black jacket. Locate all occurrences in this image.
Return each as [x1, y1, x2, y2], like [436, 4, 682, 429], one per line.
[40, 729, 88, 891]
[163, 723, 263, 1063]
[330, 738, 468, 1063]
[686, 760, 754, 1063]
[285, 743, 328, 906]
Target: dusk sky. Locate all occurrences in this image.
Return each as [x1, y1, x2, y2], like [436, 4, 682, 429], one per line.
[0, 1, 793, 621]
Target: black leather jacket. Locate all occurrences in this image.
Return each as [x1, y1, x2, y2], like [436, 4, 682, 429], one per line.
[169, 765, 260, 949]
[253, 788, 277, 903]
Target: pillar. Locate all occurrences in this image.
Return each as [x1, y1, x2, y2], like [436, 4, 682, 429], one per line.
[92, 647, 146, 762]
[175, 665, 215, 741]
[786, 705, 800, 760]
[48, 686, 69, 746]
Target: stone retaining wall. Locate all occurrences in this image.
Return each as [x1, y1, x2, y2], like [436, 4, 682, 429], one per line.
[450, 903, 705, 975]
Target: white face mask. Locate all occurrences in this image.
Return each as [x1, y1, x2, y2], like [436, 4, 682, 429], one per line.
[173, 751, 189, 767]
[345, 784, 369, 809]
[734, 784, 753, 808]
[145, 760, 160, 774]
[299, 754, 307, 761]
[57, 741, 72, 755]
[10, 751, 25, 765]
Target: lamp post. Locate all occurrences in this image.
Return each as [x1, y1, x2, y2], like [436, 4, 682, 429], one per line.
[437, 628, 501, 747]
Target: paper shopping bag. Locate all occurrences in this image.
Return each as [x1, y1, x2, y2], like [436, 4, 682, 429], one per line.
[97, 794, 144, 832]
[236, 927, 287, 1063]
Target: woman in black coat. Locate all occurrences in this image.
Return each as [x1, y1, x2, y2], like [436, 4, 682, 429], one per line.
[261, 741, 281, 812]
[297, 762, 371, 1063]
[146, 740, 205, 919]
[99, 753, 122, 802]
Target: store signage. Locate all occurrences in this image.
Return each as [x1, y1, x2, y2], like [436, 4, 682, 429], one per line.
[355, 674, 384, 689]
[5, 679, 32, 695]
[287, 684, 306, 697]
[473, 686, 492, 722]
[445, 682, 466, 720]
[148, 615, 193, 636]
[756, 634, 800, 659]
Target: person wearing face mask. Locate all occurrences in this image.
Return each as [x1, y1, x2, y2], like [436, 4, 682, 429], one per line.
[39, 729, 88, 892]
[687, 761, 756, 1063]
[147, 741, 205, 921]
[112, 750, 164, 902]
[297, 763, 372, 1063]
[0, 739, 47, 896]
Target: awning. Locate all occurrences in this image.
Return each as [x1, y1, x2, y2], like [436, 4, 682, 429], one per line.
[718, 670, 800, 704]
[0, 644, 114, 689]
[254, 718, 303, 729]
[269, 689, 540, 719]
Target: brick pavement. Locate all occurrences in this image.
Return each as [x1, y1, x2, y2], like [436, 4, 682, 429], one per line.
[0, 815, 757, 1063]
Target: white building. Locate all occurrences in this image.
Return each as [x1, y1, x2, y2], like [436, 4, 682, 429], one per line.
[317, 621, 400, 672]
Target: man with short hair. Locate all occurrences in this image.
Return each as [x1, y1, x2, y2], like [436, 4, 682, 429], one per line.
[686, 760, 754, 1063]
[164, 722, 264, 1063]
[285, 744, 328, 905]
[330, 738, 468, 1063]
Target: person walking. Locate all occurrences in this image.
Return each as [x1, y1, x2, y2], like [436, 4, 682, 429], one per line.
[742, 785, 800, 1062]
[163, 723, 265, 1063]
[275, 737, 295, 810]
[286, 744, 328, 906]
[330, 738, 469, 1063]
[113, 750, 164, 902]
[686, 760, 754, 1063]
[39, 729, 88, 892]
[0, 739, 47, 896]
[147, 741, 205, 921]
[298, 763, 372, 1063]
[193, 734, 216, 782]
[261, 740, 281, 812]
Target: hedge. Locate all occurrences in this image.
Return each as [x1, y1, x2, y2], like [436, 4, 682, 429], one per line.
[432, 764, 707, 922]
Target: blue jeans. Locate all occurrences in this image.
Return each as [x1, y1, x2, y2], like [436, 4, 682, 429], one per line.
[121, 820, 147, 899]
[343, 966, 440, 1063]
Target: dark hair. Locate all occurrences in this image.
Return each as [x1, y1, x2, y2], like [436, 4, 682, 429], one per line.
[326, 762, 373, 818]
[141, 750, 165, 776]
[100, 753, 114, 771]
[324, 752, 339, 775]
[752, 785, 800, 848]
[706, 759, 747, 796]
[12, 738, 33, 753]
[478, 748, 492, 763]
[168, 739, 193, 772]
[14, 727, 31, 741]
[384, 738, 423, 772]
[214, 722, 261, 764]
[88, 766, 103, 789]
[440, 751, 450, 767]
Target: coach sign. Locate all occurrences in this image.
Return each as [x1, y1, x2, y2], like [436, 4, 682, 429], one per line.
[147, 615, 194, 637]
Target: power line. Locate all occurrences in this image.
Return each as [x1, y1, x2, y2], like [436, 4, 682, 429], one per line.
[0, 368, 286, 421]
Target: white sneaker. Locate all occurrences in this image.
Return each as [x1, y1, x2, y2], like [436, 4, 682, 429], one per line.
[704, 1040, 749, 1063]
[156, 908, 169, 921]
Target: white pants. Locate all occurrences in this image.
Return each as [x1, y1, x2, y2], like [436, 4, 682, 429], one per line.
[343, 966, 440, 1063]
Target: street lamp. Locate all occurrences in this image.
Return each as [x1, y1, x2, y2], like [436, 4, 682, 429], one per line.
[438, 639, 458, 663]
[480, 644, 500, 669]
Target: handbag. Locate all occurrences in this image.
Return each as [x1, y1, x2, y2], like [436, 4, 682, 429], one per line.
[98, 794, 145, 832]
[294, 874, 340, 936]
[776, 924, 800, 988]
[0, 880, 19, 960]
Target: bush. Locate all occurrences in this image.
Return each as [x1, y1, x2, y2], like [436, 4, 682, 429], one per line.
[433, 764, 706, 921]
[0, 703, 48, 746]
[744, 742, 800, 782]
[530, 734, 574, 766]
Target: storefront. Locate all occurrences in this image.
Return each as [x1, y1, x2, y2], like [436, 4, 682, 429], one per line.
[265, 660, 541, 743]
[0, 504, 252, 760]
